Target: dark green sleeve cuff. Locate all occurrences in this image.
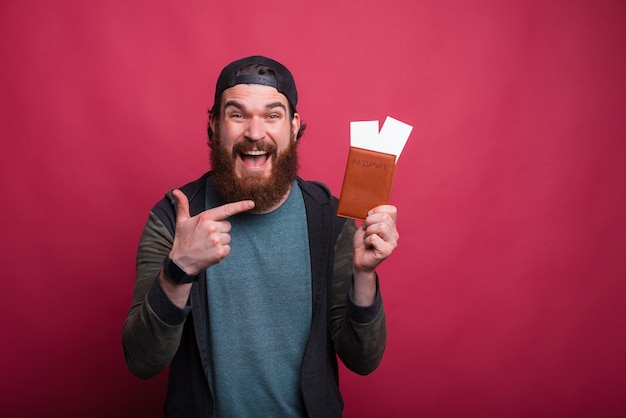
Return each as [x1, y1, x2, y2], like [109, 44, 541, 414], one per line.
[147, 273, 191, 326]
[346, 275, 383, 324]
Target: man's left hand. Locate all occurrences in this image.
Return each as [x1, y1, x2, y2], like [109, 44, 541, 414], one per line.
[353, 205, 399, 274]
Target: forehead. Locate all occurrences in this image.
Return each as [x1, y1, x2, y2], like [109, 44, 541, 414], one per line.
[220, 84, 289, 108]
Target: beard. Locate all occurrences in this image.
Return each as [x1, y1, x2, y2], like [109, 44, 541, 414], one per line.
[209, 135, 300, 213]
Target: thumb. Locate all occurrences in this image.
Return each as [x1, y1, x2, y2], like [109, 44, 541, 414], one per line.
[171, 189, 191, 223]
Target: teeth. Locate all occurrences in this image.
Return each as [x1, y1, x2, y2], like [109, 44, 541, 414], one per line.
[243, 150, 267, 156]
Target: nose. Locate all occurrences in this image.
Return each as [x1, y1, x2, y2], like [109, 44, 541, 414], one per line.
[245, 117, 265, 142]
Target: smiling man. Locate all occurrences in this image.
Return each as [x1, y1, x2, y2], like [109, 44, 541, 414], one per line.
[122, 56, 399, 418]
[209, 82, 300, 213]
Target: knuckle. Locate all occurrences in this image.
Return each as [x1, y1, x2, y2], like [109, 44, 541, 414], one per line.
[205, 223, 219, 234]
[198, 212, 212, 223]
[217, 245, 230, 260]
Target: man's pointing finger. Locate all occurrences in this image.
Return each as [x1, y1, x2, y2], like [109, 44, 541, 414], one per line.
[208, 200, 255, 221]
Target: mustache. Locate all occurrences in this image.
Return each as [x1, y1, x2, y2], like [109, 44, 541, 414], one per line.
[232, 140, 277, 157]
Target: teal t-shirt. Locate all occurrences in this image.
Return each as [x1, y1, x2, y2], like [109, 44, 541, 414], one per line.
[204, 179, 312, 417]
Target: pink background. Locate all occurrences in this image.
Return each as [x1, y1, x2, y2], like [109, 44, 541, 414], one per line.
[2, 1, 625, 416]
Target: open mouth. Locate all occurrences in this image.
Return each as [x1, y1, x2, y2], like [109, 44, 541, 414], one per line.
[239, 150, 270, 167]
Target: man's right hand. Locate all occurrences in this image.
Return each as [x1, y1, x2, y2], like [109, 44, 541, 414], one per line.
[167, 188, 255, 277]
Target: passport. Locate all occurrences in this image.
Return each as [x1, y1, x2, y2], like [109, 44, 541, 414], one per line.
[337, 146, 397, 221]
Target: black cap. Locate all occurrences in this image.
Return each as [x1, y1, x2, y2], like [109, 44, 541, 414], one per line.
[214, 55, 298, 112]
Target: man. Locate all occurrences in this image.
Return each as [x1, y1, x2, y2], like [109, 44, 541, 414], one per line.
[122, 55, 399, 417]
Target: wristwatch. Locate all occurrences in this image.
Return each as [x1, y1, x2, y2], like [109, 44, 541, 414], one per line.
[162, 256, 199, 284]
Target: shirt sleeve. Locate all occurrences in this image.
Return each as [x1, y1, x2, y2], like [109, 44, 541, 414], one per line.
[122, 211, 190, 379]
[330, 219, 387, 375]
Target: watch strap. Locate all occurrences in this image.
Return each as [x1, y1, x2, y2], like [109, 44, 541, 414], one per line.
[162, 256, 199, 284]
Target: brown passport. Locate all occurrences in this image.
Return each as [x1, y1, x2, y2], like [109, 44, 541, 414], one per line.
[337, 146, 397, 221]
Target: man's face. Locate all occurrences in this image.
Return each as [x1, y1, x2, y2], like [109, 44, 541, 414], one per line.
[209, 83, 301, 212]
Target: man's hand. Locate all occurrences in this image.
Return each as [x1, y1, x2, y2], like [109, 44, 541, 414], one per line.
[168, 189, 255, 276]
[354, 205, 399, 273]
[352, 205, 399, 306]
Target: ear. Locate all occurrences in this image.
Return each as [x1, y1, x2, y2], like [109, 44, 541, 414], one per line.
[291, 113, 301, 141]
[208, 113, 219, 145]
[209, 113, 218, 134]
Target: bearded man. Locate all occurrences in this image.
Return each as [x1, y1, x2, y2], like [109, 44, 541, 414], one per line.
[122, 56, 399, 418]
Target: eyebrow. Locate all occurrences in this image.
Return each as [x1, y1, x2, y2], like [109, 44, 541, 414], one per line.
[223, 100, 287, 112]
[265, 102, 287, 112]
[224, 100, 244, 111]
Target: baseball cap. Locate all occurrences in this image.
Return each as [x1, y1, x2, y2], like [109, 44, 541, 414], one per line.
[214, 55, 298, 112]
